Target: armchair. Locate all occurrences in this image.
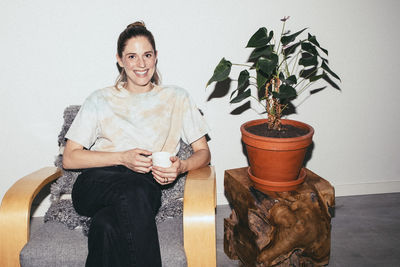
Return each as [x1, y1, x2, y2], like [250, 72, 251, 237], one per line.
[0, 107, 216, 267]
[0, 166, 216, 267]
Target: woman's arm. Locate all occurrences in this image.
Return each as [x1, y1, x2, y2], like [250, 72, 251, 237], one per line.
[63, 139, 153, 173]
[177, 136, 211, 173]
[151, 136, 211, 184]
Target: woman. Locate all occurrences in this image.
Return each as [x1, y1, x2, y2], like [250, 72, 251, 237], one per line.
[63, 21, 210, 267]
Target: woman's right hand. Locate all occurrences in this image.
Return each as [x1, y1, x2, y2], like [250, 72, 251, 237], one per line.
[121, 148, 152, 173]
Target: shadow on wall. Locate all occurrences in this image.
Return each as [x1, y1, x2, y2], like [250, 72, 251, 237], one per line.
[207, 79, 232, 101]
[303, 141, 314, 167]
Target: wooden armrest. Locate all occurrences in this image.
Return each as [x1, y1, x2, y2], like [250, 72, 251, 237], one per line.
[0, 167, 61, 267]
[183, 166, 216, 267]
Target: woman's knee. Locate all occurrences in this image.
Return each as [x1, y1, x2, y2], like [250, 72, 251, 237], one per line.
[117, 175, 161, 212]
[90, 207, 120, 237]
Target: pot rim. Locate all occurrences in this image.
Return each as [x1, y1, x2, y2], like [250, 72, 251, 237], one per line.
[240, 119, 314, 143]
[248, 167, 306, 186]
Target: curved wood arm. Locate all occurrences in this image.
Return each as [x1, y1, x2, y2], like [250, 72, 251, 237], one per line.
[183, 166, 216, 267]
[0, 167, 61, 267]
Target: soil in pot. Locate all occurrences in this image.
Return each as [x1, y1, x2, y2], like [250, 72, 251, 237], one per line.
[246, 123, 309, 138]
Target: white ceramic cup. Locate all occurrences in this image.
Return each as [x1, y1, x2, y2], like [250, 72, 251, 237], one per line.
[152, 152, 172, 168]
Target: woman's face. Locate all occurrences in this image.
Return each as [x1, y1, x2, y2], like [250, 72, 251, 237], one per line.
[117, 36, 157, 92]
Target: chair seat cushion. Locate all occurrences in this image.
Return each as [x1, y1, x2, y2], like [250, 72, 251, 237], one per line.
[20, 217, 186, 267]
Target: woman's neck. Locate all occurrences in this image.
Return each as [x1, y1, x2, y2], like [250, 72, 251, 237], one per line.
[125, 82, 154, 94]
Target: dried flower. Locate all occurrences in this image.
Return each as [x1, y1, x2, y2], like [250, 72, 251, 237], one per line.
[281, 16, 290, 22]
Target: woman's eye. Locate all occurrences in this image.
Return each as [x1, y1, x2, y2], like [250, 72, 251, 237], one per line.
[128, 55, 135, 59]
[145, 53, 152, 58]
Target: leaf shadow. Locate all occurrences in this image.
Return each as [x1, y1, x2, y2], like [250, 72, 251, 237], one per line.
[230, 101, 251, 115]
[282, 101, 297, 116]
[207, 78, 232, 101]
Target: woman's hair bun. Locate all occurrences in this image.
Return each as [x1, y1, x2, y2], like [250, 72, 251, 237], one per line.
[127, 21, 146, 29]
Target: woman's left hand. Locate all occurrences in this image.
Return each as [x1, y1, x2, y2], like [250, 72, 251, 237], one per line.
[152, 156, 185, 185]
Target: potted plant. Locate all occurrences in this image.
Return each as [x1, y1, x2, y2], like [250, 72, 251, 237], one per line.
[206, 17, 340, 192]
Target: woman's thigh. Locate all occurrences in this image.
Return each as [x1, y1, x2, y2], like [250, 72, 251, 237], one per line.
[72, 166, 161, 217]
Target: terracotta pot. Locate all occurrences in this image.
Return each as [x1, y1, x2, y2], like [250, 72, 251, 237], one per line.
[248, 167, 306, 192]
[241, 119, 314, 191]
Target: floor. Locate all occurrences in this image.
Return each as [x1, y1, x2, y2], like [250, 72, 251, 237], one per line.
[216, 192, 400, 266]
[30, 193, 400, 266]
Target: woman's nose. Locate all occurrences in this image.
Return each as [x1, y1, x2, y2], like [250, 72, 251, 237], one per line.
[137, 57, 146, 67]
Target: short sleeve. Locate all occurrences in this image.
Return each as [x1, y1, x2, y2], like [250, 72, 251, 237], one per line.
[181, 95, 209, 144]
[65, 96, 99, 149]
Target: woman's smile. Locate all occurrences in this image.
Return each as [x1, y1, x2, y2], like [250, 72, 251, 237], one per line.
[134, 69, 149, 76]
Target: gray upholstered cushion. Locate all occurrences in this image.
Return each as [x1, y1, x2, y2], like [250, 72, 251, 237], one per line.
[21, 217, 186, 267]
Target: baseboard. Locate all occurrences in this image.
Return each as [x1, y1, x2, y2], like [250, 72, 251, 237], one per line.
[334, 180, 400, 197]
[217, 192, 230, 206]
[216, 181, 400, 205]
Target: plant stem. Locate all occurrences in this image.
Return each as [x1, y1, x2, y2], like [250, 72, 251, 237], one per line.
[294, 66, 320, 89]
[232, 63, 253, 68]
[297, 81, 312, 96]
[249, 94, 268, 112]
[276, 20, 286, 55]
[290, 49, 302, 74]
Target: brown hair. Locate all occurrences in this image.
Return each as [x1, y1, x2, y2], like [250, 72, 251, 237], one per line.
[115, 21, 161, 87]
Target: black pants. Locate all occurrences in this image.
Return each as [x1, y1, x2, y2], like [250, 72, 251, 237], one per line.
[72, 166, 162, 267]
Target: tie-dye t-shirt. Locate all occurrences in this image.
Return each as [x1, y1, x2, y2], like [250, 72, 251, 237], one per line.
[65, 83, 209, 155]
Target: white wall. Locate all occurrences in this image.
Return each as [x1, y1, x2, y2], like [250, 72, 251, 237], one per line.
[1, 0, 400, 214]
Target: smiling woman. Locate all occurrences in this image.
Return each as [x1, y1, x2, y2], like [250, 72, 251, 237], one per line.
[115, 21, 160, 93]
[61, 21, 211, 267]
[116, 36, 157, 93]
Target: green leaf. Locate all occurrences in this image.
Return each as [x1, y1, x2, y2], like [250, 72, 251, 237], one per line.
[281, 28, 307, 46]
[237, 70, 250, 91]
[301, 42, 318, 55]
[230, 88, 251, 103]
[272, 84, 297, 100]
[279, 73, 297, 85]
[321, 61, 341, 81]
[256, 70, 268, 89]
[256, 54, 278, 76]
[299, 53, 318, 67]
[206, 58, 232, 86]
[249, 45, 274, 60]
[283, 42, 301, 56]
[247, 28, 274, 48]
[307, 33, 320, 46]
[308, 33, 328, 55]
[309, 73, 325, 82]
[300, 67, 318, 79]
[286, 75, 297, 85]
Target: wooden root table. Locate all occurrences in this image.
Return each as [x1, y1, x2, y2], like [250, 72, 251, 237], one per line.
[224, 167, 335, 267]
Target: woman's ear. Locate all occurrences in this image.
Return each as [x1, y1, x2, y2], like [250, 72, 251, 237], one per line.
[116, 54, 123, 67]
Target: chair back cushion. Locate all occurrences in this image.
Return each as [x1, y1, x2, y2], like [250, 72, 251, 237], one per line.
[44, 105, 193, 234]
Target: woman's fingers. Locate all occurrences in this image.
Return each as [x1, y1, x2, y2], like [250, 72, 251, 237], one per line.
[121, 148, 153, 172]
[152, 166, 178, 184]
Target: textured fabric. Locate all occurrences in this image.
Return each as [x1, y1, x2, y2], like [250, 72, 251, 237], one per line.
[65, 83, 208, 154]
[44, 106, 194, 234]
[20, 217, 186, 267]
